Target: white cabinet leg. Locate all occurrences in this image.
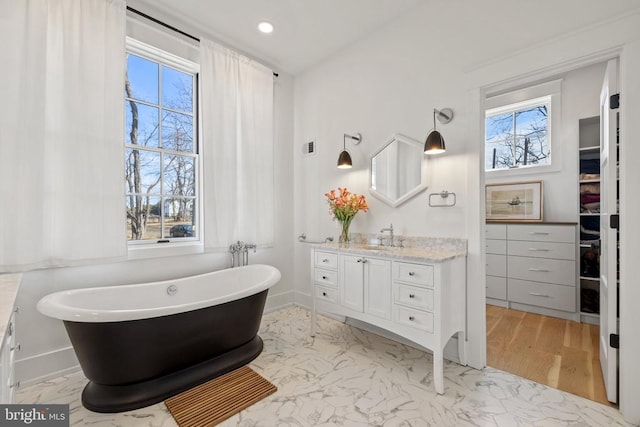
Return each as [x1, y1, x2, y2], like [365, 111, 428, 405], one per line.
[458, 330, 467, 366]
[310, 300, 317, 337]
[433, 350, 444, 394]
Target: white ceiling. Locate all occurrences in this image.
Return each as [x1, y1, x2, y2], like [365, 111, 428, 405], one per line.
[131, 0, 423, 75]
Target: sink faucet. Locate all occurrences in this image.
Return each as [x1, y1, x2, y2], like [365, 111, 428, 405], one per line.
[380, 224, 394, 247]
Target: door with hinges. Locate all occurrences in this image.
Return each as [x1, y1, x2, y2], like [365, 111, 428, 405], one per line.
[599, 58, 619, 404]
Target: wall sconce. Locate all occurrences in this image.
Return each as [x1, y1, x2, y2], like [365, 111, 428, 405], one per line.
[424, 108, 453, 155]
[337, 133, 362, 169]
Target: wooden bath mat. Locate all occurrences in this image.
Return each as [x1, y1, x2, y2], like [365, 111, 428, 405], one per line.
[165, 366, 277, 426]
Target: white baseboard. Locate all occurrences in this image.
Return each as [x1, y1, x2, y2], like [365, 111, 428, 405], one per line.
[16, 346, 80, 388]
[293, 291, 312, 310]
[265, 290, 295, 313]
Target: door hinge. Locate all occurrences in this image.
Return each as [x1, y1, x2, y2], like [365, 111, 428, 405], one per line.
[610, 333, 620, 349]
[610, 93, 620, 109]
[610, 214, 619, 229]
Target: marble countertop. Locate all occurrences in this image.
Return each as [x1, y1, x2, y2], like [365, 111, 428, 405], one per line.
[0, 273, 21, 342]
[315, 240, 467, 263]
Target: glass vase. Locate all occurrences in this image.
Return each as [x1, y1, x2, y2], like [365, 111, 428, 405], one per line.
[339, 216, 354, 244]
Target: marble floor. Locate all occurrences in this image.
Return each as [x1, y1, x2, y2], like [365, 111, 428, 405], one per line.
[18, 306, 630, 426]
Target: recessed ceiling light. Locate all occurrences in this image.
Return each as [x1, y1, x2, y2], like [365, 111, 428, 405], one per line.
[258, 21, 274, 34]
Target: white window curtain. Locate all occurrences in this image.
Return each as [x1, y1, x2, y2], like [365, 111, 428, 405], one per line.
[0, 0, 126, 272]
[200, 39, 275, 249]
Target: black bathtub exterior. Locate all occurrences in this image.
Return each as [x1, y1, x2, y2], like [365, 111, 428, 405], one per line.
[63, 289, 269, 413]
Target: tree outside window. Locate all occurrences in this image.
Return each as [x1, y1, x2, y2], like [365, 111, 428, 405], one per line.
[485, 100, 550, 171]
[124, 52, 198, 242]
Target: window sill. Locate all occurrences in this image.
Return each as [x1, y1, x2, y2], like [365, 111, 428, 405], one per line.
[127, 241, 204, 260]
[486, 162, 559, 178]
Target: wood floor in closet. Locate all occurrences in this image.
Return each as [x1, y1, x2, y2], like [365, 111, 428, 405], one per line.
[486, 305, 614, 407]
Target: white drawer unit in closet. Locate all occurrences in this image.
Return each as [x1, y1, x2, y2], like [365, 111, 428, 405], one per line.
[507, 256, 575, 286]
[508, 278, 576, 312]
[503, 223, 578, 320]
[485, 224, 507, 303]
[507, 224, 575, 243]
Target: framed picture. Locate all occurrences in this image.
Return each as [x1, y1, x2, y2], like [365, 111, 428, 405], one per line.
[486, 181, 543, 222]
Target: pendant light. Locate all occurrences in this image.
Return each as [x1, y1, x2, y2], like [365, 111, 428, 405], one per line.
[337, 133, 362, 169]
[424, 108, 453, 155]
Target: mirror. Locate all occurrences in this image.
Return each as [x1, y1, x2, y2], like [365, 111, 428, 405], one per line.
[369, 134, 427, 207]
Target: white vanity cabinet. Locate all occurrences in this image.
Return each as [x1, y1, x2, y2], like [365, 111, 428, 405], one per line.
[340, 255, 391, 318]
[0, 274, 22, 404]
[311, 246, 467, 395]
[1, 309, 18, 404]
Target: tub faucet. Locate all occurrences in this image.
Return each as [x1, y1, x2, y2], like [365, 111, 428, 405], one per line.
[380, 223, 394, 247]
[229, 241, 257, 267]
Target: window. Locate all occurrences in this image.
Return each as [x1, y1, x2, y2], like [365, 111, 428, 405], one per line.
[124, 42, 199, 244]
[485, 96, 550, 171]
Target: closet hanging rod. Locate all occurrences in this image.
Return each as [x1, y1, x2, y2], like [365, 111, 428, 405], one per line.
[126, 6, 279, 78]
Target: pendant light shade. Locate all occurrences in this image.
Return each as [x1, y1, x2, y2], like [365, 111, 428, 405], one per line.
[424, 108, 453, 155]
[337, 133, 362, 169]
[337, 150, 353, 168]
[424, 130, 446, 154]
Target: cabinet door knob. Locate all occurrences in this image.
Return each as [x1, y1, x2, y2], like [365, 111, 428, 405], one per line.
[409, 294, 416, 299]
[409, 316, 415, 321]
[322, 275, 328, 280]
[322, 292, 327, 297]
[10, 343, 20, 352]
[408, 272, 415, 276]
[10, 381, 20, 390]
[322, 258, 329, 263]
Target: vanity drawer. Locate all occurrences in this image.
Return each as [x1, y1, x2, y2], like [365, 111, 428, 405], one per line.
[486, 239, 506, 255]
[393, 262, 433, 287]
[315, 251, 338, 269]
[486, 275, 507, 300]
[393, 304, 434, 333]
[314, 268, 337, 287]
[507, 256, 575, 286]
[486, 254, 506, 277]
[315, 285, 338, 303]
[508, 241, 575, 261]
[486, 224, 507, 239]
[508, 279, 576, 312]
[394, 283, 434, 311]
[507, 225, 576, 244]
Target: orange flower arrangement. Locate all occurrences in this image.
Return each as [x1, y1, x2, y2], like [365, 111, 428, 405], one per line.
[325, 187, 368, 243]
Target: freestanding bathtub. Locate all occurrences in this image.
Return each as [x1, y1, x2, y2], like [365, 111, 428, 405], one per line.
[37, 264, 281, 413]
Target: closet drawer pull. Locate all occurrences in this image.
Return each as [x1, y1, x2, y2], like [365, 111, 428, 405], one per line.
[529, 292, 551, 298]
[528, 248, 550, 251]
[529, 232, 549, 235]
[528, 268, 550, 272]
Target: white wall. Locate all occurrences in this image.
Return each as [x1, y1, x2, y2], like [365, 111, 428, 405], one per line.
[292, 2, 640, 424]
[15, 71, 295, 385]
